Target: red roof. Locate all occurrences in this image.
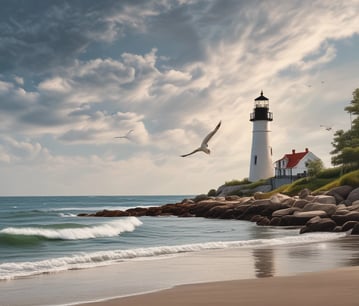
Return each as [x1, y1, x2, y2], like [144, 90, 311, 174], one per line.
[280, 149, 309, 168]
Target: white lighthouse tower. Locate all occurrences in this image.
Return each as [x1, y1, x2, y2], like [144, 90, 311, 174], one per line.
[249, 91, 274, 182]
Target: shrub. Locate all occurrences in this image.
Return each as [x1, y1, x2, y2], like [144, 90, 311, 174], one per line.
[225, 178, 250, 186]
[207, 189, 217, 197]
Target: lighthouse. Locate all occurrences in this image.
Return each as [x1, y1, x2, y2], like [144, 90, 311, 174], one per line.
[249, 91, 274, 182]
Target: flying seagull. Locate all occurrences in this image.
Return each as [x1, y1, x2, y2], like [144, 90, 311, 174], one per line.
[320, 125, 332, 131]
[114, 129, 134, 140]
[181, 121, 221, 157]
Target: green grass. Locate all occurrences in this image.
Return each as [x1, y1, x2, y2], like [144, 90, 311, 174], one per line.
[314, 169, 359, 192]
[221, 168, 359, 198]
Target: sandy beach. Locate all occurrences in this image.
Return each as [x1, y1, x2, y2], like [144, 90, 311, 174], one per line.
[80, 266, 359, 306]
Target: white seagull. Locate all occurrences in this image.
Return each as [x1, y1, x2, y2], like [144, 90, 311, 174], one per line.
[181, 121, 221, 157]
[114, 129, 134, 140]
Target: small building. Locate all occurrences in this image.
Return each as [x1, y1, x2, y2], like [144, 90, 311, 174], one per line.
[274, 148, 319, 179]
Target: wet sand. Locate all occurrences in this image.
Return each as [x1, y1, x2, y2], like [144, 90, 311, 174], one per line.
[81, 266, 359, 306]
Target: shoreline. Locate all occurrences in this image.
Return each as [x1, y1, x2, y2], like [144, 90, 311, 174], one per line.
[2, 235, 359, 306]
[79, 265, 359, 306]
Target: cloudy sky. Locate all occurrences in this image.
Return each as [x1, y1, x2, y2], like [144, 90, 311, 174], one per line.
[0, 0, 358, 196]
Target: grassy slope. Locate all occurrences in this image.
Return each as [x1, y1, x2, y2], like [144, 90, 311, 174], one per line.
[270, 169, 359, 197]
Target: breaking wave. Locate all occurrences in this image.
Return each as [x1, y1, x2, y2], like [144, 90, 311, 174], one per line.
[0, 232, 346, 280]
[0, 217, 142, 241]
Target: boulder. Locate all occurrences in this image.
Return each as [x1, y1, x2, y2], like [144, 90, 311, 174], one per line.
[294, 210, 328, 218]
[298, 188, 311, 199]
[126, 207, 148, 216]
[346, 187, 359, 205]
[332, 212, 359, 225]
[272, 207, 301, 217]
[193, 194, 210, 203]
[270, 193, 291, 204]
[292, 199, 310, 209]
[300, 217, 337, 234]
[250, 215, 263, 222]
[205, 204, 235, 218]
[95, 209, 130, 217]
[269, 217, 282, 226]
[302, 203, 337, 216]
[309, 195, 336, 204]
[225, 195, 241, 201]
[334, 209, 350, 215]
[351, 223, 359, 235]
[326, 185, 354, 199]
[342, 221, 359, 232]
[238, 201, 290, 219]
[257, 216, 271, 226]
[352, 200, 359, 206]
[189, 200, 227, 217]
[280, 215, 313, 226]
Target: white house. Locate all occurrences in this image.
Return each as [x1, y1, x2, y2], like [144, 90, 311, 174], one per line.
[274, 148, 320, 178]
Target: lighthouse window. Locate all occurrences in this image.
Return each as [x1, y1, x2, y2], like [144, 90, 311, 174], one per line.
[254, 155, 257, 165]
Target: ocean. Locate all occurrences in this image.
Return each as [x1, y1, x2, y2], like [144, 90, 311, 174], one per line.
[0, 195, 355, 305]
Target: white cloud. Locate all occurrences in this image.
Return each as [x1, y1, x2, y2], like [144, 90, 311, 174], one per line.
[0, 0, 359, 195]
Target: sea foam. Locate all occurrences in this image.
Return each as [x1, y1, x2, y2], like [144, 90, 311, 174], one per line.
[0, 231, 346, 280]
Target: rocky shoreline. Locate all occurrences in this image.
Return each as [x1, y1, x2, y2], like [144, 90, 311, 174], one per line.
[79, 185, 359, 235]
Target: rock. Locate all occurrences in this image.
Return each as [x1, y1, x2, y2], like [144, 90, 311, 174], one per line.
[294, 210, 328, 218]
[333, 226, 343, 232]
[189, 200, 227, 217]
[206, 204, 235, 218]
[334, 209, 350, 215]
[257, 216, 270, 226]
[272, 207, 301, 217]
[332, 212, 359, 225]
[298, 188, 311, 199]
[270, 193, 291, 204]
[250, 215, 263, 222]
[346, 187, 359, 205]
[326, 185, 354, 199]
[342, 221, 359, 232]
[302, 203, 337, 216]
[352, 200, 359, 206]
[126, 207, 148, 216]
[300, 217, 337, 234]
[309, 195, 336, 204]
[280, 215, 313, 226]
[238, 201, 290, 219]
[193, 194, 210, 203]
[225, 195, 241, 201]
[95, 209, 130, 217]
[351, 223, 359, 235]
[269, 217, 281, 226]
[292, 199, 310, 209]
[161, 203, 195, 216]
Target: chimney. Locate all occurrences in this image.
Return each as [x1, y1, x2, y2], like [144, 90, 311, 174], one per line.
[292, 149, 295, 154]
[305, 148, 309, 153]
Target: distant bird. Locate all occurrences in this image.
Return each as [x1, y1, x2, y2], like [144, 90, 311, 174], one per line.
[320, 125, 332, 131]
[114, 129, 133, 140]
[180, 121, 221, 157]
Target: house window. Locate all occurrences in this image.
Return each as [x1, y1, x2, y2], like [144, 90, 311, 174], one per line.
[254, 155, 257, 165]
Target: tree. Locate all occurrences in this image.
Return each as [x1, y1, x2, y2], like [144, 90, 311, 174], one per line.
[306, 159, 324, 177]
[331, 88, 359, 170]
